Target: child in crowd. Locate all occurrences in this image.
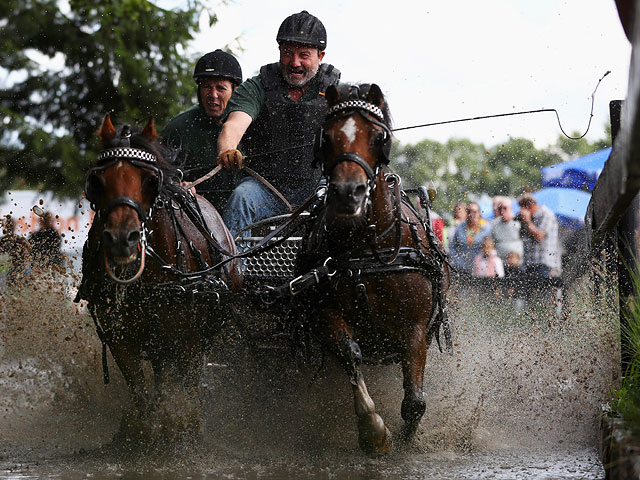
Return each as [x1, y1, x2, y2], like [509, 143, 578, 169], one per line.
[504, 251, 521, 276]
[504, 251, 525, 310]
[473, 236, 504, 278]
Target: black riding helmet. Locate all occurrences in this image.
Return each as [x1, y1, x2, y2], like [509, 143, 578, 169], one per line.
[276, 10, 327, 50]
[193, 49, 242, 86]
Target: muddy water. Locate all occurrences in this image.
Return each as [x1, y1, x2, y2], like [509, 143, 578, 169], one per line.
[0, 267, 618, 479]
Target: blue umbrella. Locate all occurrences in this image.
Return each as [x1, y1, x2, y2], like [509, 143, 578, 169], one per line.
[532, 187, 591, 229]
[541, 147, 611, 192]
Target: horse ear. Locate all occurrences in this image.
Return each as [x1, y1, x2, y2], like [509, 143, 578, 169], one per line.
[325, 84, 341, 106]
[366, 84, 385, 108]
[142, 117, 159, 142]
[96, 114, 117, 146]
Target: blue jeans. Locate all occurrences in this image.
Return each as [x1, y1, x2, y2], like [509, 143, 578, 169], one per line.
[223, 177, 310, 238]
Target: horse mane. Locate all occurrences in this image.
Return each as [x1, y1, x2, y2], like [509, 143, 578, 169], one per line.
[333, 83, 393, 129]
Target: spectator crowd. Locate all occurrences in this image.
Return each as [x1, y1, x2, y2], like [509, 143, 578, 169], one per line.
[444, 193, 562, 310]
[0, 211, 64, 287]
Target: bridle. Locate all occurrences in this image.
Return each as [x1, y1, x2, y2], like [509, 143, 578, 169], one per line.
[85, 146, 164, 284]
[313, 98, 392, 182]
[314, 96, 403, 264]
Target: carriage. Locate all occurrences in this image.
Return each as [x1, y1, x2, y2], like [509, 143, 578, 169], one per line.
[78, 83, 451, 456]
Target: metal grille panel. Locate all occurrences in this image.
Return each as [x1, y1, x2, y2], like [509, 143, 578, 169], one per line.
[237, 237, 302, 280]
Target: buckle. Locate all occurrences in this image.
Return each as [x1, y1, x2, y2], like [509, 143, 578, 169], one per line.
[289, 270, 319, 296]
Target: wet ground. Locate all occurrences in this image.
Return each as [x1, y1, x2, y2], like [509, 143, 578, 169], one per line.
[0, 268, 619, 479]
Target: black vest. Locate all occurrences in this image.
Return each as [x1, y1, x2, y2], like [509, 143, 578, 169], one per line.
[243, 62, 340, 200]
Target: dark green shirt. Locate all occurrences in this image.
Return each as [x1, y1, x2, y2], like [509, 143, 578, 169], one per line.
[162, 105, 238, 212]
[224, 71, 327, 122]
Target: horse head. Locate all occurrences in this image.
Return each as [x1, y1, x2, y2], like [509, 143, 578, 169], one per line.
[315, 83, 393, 223]
[85, 115, 166, 280]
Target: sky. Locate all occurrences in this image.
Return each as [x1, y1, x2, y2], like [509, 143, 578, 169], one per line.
[181, 0, 632, 150]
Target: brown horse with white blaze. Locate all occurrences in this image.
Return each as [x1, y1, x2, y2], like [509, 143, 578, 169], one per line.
[297, 83, 450, 456]
[78, 114, 241, 446]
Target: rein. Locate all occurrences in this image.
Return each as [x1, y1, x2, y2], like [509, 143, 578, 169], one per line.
[289, 92, 453, 353]
[89, 146, 321, 283]
[183, 69, 611, 186]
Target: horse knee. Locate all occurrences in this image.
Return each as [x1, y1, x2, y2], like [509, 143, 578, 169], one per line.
[335, 337, 362, 382]
[401, 391, 426, 424]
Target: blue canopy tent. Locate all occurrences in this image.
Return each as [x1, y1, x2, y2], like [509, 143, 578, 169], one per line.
[541, 147, 611, 192]
[532, 187, 591, 230]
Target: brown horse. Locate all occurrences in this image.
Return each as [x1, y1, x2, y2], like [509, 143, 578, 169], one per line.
[77, 115, 241, 446]
[297, 84, 450, 456]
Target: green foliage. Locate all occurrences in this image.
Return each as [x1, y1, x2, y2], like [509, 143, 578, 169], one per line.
[392, 131, 608, 218]
[0, 0, 206, 197]
[610, 264, 640, 436]
[556, 128, 612, 158]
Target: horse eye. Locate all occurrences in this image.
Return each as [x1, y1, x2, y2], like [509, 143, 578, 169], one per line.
[85, 173, 104, 204]
[374, 131, 386, 146]
[322, 133, 332, 150]
[142, 174, 160, 194]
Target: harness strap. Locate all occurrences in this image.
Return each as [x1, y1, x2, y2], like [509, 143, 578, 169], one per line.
[326, 152, 376, 180]
[352, 269, 374, 325]
[184, 164, 294, 213]
[168, 207, 186, 272]
[101, 196, 148, 222]
[368, 174, 403, 264]
[260, 261, 336, 303]
[199, 190, 321, 264]
[243, 166, 293, 212]
[88, 304, 110, 384]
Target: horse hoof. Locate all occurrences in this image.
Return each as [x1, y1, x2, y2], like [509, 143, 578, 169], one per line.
[400, 421, 420, 441]
[359, 426, 392, 457]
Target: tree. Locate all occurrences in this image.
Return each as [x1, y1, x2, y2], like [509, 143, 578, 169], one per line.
[0, 0, 207, 197]
[392, 136, 560, 217]
[485, 137, 560, 196]
[554, 126, 612, 159]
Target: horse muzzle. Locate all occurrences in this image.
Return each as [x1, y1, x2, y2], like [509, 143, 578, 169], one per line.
[102, 228, 143, 265]
[327, 181, 369, 218]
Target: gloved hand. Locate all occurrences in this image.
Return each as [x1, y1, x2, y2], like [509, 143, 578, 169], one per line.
[217, 149, 243, 169]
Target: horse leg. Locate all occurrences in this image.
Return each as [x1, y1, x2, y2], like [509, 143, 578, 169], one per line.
[400, 322, 428, 439]
[149, 328, 204, 442]
[107, 340, 150, 442]
[332, 328, 392, 457]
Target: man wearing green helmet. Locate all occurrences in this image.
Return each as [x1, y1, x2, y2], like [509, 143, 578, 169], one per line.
[162, 49, 243, 213]
[217, 11, 341, 237]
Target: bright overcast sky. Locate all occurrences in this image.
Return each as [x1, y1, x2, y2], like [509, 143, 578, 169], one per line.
[185, 0, 631, 149]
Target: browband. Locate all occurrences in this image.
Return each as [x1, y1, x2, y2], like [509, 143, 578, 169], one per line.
[326, 100, 385, 123]
[97, 147, 157, 164]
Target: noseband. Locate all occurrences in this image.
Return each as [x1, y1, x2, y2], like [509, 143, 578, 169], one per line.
[85, 146, 164, 284]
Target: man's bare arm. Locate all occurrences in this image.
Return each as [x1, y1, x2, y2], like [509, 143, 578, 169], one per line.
[217, 111, 253, 169]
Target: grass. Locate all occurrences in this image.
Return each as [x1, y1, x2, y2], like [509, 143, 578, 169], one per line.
[609, 263, 640, 436]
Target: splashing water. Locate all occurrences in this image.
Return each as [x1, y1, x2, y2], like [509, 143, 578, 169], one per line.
[0, 264, 617, 478]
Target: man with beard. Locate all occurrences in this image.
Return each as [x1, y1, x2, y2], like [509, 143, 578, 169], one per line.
[216, 11, 341, 237]
[162, 50, 243, 212]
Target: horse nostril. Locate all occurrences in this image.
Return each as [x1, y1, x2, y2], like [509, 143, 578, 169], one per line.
[127, 230, 141, 246]
[102, 230, 117, 246]
[353, 184, 367, 199]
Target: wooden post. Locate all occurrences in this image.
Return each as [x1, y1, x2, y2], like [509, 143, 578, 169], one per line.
[611, 99, 640, 374]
